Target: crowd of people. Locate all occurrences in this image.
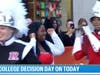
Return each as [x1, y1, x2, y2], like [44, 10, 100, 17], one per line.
[0, 0, 100, 64]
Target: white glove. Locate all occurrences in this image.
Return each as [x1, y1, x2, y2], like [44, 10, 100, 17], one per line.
[72, 36, 83, 54]
[75, 29, 83, 37]
[83, 26, 100, 52]
[82, 26, 91, 35]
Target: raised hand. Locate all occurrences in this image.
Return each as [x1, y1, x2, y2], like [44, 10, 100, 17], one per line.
[47, 28, 55, 35]
[29, 33, 36, 38]
[48, 3, 56, 12]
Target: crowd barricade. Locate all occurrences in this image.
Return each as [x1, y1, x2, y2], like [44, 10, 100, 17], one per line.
[54, 46, 87, 64]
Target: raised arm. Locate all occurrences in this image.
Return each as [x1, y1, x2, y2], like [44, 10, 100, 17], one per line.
[46, 28, 64, 55]
[83, 26, 100, 53]
[72, 30, 85, 60]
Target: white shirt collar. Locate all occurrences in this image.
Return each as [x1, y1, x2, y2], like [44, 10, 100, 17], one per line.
[0, 37, 16, 46]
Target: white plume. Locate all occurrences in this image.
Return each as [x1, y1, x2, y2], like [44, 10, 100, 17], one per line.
[0, 0, 28, 37]
[92, 0, 100, 17]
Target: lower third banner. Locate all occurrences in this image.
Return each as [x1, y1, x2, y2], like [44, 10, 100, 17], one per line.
[0, 65, 100, 74]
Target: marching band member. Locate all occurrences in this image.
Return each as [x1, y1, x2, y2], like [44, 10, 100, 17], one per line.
[0, 0, 41, 64]
[72, 0, 100, 64]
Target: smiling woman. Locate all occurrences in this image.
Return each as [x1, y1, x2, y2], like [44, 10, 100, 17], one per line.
[28, 21, 64, 64]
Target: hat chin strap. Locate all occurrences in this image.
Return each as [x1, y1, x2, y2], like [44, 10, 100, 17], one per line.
[0, 35, 15, 46]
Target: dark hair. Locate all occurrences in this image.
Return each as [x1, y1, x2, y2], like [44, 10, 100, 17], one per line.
[28, 22, 42, 35]
[44, 17, 58, 30]
[90, 16, 100, 22]
[67, 19, 73, 22]
[36, 41, 52, 56]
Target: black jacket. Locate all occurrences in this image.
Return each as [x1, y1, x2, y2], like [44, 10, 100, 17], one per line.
[0, 41, 41, 64]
